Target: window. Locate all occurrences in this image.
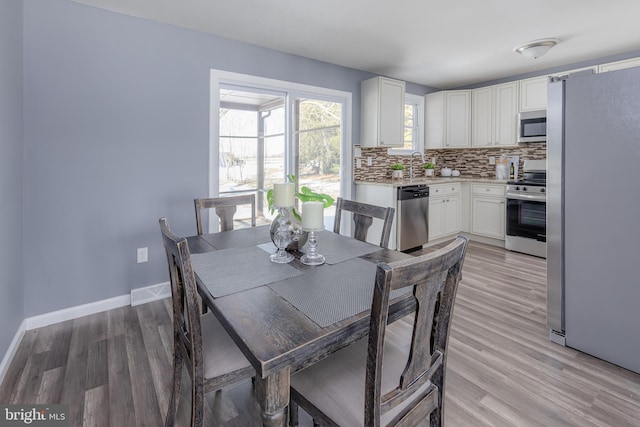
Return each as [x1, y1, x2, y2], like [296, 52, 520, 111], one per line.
[211, 70, 352, 231]
[389, 93, 424, 155]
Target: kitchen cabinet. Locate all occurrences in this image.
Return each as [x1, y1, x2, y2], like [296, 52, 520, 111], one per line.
[360, 76, 405, 147]
[519, 76, 548, 111]
[472, 82, 518, 147]
[429, 183, 461, 241]
[471, 183, 505, 240]
[425, 91, 470, 149]
[598, 57, 640, 72]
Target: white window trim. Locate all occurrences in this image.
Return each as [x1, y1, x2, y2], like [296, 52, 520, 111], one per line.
[388, 93, 425, 156]
[210, 69, 353, 231]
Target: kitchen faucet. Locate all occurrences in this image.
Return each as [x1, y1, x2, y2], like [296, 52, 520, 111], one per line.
[410, 151, 425, 179]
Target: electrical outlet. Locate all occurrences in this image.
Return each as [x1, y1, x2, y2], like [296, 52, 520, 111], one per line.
[489, 156, 496, 165]
[356, 158, 362, 168]
[137, 247, 148, 263]
[431, 157, 436, 165]
[367, 157, 372, 166]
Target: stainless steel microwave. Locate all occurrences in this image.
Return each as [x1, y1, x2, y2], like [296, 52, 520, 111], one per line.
[518, 109, 547, 142]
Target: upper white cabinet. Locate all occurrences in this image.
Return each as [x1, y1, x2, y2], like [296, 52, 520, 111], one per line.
[426, 90, 470, 149]
[519, 76, 548, 111]
[472, 82, 518, 147]
[598, 57, 640, 73]
[360, 76, 405, 147]
[471, 87, 493, 147]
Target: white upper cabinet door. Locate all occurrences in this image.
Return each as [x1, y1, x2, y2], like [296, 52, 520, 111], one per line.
[425, 91, 445, 149]
[494, 82, 518, 146]
[519, 76, 548, 111]
[472, 87, 493, 147]
[598, 57, 640, 73]
[444, 91, 471, 148]
[360, 76, 405, 147]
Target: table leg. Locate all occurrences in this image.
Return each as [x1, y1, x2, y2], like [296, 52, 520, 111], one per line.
[255, 367, 290, 427]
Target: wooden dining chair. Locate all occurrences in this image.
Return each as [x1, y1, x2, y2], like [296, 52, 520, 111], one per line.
[159, 218, 255, 427]
[289, 236, 469, 427]
[333, 197, 395, 248]
[194, 194, 256, 235]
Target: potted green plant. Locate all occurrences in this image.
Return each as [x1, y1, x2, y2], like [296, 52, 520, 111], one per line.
[390, 163, 405, 180]
[423, 162, 435, 177]
[266, 175, 334, 250]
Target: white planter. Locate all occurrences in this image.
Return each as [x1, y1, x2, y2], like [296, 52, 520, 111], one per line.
[392, 170, 403, 179]
[425, 169, 434, 177]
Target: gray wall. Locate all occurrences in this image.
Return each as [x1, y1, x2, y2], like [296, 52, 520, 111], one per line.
[0, 0, 24, 358]
[21, 0, 431, 317]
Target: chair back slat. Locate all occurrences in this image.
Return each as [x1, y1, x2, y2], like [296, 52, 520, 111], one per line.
[365, 236, 468, 426]
[194, 194, 256, 234]
[159, 218, 204, 382]
[333, 197, 395, 248]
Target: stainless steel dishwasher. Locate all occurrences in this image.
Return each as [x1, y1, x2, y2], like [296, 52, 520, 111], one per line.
[397, 185, 429, 252]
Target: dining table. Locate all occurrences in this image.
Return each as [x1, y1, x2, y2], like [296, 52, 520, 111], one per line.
[186, 225, 417, 426]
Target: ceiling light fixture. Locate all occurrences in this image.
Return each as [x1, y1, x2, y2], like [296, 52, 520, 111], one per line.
[514, 38, 559, 59]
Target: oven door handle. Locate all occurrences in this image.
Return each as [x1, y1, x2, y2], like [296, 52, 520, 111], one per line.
[506, 193, 546, 202]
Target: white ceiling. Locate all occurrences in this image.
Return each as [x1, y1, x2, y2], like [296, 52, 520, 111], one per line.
[72, 0, 640, 89]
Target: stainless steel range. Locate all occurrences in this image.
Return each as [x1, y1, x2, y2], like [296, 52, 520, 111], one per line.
[505, 159, 547, 258]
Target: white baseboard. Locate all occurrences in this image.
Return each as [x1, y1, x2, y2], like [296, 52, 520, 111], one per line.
[130, 282, 170, 306]
[25, 294, 131, 331]
[0, 319, 26, 386]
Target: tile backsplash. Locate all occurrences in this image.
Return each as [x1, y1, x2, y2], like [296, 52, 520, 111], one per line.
[353, 145, 547, 181]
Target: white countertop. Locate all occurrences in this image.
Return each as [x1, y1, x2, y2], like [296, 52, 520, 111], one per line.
[354, 177, 508, 187]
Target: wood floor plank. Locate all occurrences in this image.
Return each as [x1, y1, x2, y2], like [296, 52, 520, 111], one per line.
[124, 308, 163, 426]
[83, 384, 109, 427]
[1, 241, 639, 426]
[35, 366, 65, 404]
[107, 333, 137, 427]
[59, 315, 92, 424]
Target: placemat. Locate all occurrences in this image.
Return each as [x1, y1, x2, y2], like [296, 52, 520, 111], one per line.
[201, 225, 271, 249]
[268, 258, 410, 327]
[302, 231, 381, 265]
[191, 245, 303, 298]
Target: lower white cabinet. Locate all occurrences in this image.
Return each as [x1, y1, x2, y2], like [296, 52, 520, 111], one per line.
[429, 183, 461, 241]
[470, 184, 505, 239]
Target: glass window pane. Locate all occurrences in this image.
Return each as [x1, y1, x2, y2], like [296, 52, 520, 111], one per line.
[404, 104, 414, 126]
[264, 107, 285, 137]
[220, 109, 258, 137]
[297, 126, 340, 218]
[219, 137, 257, 193]
[297, 100, 341, 131]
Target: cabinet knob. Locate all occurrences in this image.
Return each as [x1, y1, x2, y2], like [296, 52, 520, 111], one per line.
[486, 188, 490, 191]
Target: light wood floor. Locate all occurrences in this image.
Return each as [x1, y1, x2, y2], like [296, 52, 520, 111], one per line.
[2, 241, 640, 426]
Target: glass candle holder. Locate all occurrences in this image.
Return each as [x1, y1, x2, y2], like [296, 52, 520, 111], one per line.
[270, 207, 294, 264]
[300, 229, 325, 266]
[300, 201, 325, 266]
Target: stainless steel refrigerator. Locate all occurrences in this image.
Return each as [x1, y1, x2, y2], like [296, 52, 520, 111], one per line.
[547, 67, 640, 375]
